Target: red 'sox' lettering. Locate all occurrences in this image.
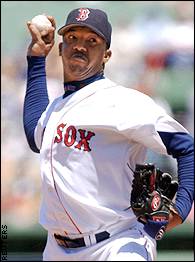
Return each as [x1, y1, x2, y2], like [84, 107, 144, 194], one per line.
[64, 125, 77, 147]
[54, 123, 66, 143]
[75, 129, 95, 152]
[54, 124, 95, 152]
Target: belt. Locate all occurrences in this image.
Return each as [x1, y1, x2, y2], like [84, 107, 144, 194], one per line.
[54, 231, 110, 248]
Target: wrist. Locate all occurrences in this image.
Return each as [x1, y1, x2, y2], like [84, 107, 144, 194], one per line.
[27, 55, 46, 65]
[27, 48, 47, 57]
[166, 210, 182, 232]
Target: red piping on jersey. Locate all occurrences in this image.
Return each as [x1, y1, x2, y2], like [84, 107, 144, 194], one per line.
[50, 139, 82, 234]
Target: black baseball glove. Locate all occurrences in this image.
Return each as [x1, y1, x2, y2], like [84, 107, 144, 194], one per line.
[130, 163, 178, 240]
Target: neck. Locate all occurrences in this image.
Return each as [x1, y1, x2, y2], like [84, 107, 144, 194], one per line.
[64, 71, 105, 92]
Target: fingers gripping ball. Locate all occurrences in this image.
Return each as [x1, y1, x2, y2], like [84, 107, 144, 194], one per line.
[130, 163, 178, 240]
[31, 14, 52, 34]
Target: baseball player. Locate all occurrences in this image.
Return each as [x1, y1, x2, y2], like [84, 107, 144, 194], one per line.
[23, 8, 194, 261]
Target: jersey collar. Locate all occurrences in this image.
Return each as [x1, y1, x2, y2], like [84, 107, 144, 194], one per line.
[63, 72, 105, 98]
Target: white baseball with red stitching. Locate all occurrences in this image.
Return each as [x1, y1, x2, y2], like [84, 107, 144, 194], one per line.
[31, 14, 52, 33]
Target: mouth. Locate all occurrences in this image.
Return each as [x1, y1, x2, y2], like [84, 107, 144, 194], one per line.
[71, 52, 88, 62]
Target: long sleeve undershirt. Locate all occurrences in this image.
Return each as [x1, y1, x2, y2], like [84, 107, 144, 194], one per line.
[23, 56, 194, 222]
[23, 56, 49, 153]
[158, 131, 194, 221]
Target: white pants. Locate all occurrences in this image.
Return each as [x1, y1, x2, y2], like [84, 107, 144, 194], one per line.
[43, 224, 157, 261]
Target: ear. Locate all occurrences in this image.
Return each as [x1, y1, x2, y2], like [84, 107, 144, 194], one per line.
[103, 49, 112, 64]
[59, 42, 63, 56]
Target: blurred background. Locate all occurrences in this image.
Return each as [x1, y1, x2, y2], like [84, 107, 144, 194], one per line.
[1, 1, 194, 261]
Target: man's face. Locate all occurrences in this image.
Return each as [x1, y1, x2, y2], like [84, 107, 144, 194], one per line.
[59, 26, 111, 82]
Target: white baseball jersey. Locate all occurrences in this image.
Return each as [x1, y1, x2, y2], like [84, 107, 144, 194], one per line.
[34, 78, 188, 236]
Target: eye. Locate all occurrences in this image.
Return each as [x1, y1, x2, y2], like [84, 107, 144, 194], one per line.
[68, 34, 77, 40]
[88, 38, 97, 44]
[64, 34, 77, 43]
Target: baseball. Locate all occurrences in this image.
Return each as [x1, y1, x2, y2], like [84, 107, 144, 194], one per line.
[31, 14, 52, 33]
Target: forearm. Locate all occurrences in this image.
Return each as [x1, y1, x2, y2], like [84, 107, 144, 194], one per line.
[166, 211, 182, 232]
[167, 151, 194, 231]
[174, 151, 194, 220]
[159, 132, 194, 224]
[23, 56, 49, 152]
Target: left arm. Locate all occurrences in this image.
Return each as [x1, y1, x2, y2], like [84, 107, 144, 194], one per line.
[158, 131, 194, 230]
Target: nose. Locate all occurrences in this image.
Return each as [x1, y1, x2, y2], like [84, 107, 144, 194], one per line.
[73, 40, 87, 52]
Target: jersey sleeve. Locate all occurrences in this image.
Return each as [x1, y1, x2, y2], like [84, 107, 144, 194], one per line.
[116, 88, 189, 154]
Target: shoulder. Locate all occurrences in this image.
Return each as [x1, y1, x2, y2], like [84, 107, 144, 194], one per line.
[104, 78, 150, 97]
[104, 79, 160, 107]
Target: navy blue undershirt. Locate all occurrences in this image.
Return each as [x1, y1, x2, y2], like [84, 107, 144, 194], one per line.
[158, 132, 194, 221]
[23, 56, 194, 222]
[63, 71, 104, 96]
[23, 56, 49, 153]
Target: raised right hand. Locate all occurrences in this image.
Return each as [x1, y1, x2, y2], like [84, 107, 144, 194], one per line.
[27, 15, 56, 57]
